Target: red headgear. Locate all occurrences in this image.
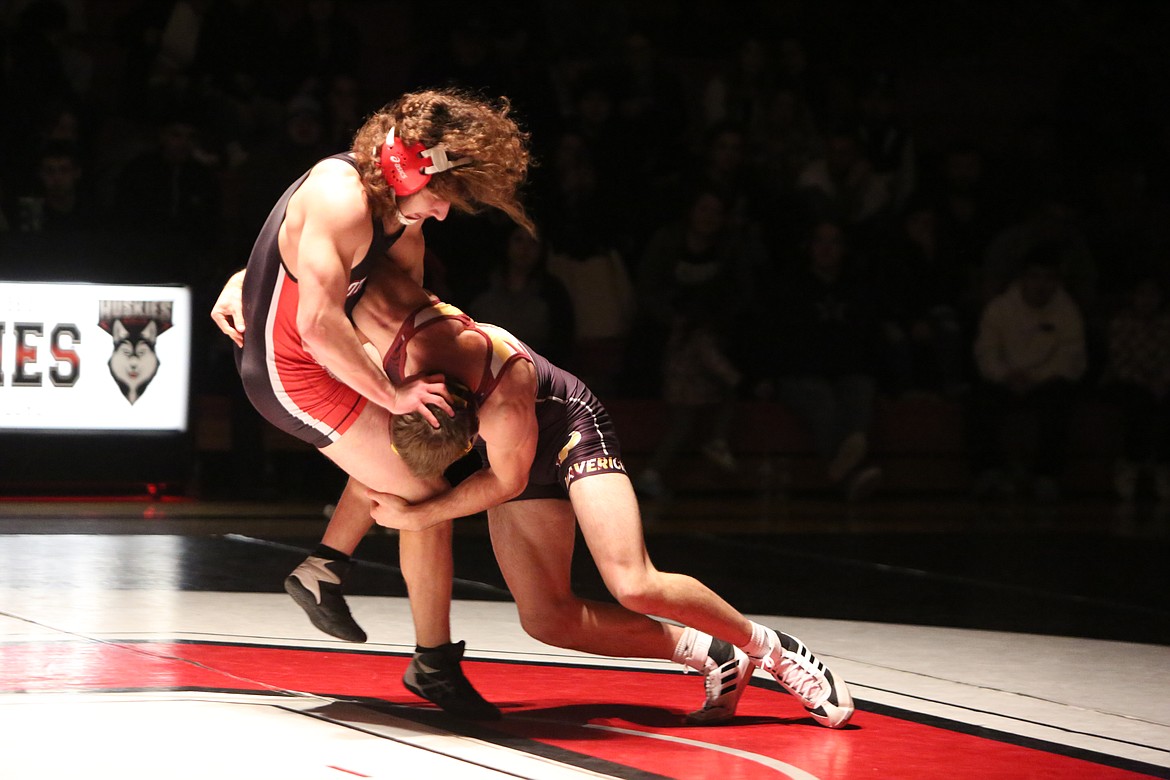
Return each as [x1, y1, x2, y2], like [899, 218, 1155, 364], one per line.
[377, 127, 471, 197]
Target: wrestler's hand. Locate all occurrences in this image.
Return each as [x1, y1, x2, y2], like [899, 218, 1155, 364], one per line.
[390, 373, 454, 428]
[368, 490, 434, 532]
[210, 269, 247, 347]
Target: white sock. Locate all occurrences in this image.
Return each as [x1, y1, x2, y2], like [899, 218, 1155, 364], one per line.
[671, 626, 714, 673]
[741, 621, 775, 659]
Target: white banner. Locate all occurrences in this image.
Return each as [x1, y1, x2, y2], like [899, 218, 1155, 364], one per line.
[0, 282, 192, 432]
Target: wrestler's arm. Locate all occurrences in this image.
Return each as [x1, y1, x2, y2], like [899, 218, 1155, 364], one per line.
[296, 180, 450, 421]
[210, 207, 421, 344]
[369, 362, 539, 531]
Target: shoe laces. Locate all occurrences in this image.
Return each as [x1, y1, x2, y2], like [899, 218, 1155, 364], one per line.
[762, 649, 824, 705]
[703, 661, 724, 698]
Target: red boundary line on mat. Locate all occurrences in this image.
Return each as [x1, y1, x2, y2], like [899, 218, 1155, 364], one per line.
[6, 638, 1164, 778]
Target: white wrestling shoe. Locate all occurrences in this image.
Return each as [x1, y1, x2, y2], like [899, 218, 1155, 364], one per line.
[684, 637, 754, 725]
[751, 629, 854, 728]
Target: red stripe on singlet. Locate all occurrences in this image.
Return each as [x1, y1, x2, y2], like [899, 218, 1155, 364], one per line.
[266, 270, 367, 442]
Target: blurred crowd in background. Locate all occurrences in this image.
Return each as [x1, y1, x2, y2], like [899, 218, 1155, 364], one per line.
[3, 0, 1170, 503]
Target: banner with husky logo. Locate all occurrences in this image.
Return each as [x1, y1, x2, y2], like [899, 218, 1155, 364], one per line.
[0, 282, 191, 431]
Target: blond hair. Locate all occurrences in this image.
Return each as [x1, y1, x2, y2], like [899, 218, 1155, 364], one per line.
[391, 380, 479, 479]
[351, 87, 534, 233]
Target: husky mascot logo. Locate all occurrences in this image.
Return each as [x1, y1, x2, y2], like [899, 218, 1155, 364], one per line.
[98, 300, 174, 405]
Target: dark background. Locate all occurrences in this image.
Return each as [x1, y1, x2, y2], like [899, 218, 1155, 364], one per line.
[0, 0, 1168, 648]
[3, 0, 1170, 494]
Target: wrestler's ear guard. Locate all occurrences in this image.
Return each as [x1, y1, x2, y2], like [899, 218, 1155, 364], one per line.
[378, 127, 472, 197]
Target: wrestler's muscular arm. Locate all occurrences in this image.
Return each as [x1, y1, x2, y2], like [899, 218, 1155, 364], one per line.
[209, 200, 425, 346]
[290, 164, 449, 423]
[370, 361, 540, 532]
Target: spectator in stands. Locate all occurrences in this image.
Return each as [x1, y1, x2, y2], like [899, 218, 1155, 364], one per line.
[980, 193, 1097, 313]
[796, 125, 891, 232]
[131, 0, 207, 107]
[773, 35, 824, 117]
[756, 85, 823, 191]
[929, 142, 1002, 325]
[2, 140, 109, 281]
[407, 11, 502, 99]
[469, 225, 575, 367]
[112, 106, 222, 283]
[543, 151, 635, 397]
[559, 69, 623, 191]
[114, 107, 220, 229]
[321, 73, 366, 151]
[701, 35, 777, 137]
[633, 187, 765, 397]
[230, 92, 332, 259]
[968, 243, 1088, 501]
[1082, 159, 1164, 309]
[275, 0, 361, 101]
[27, 140, 98, 233]
[766, 218, 884, 500]
[4, 1, 85, 124]
[696, 122, 771, 233]
[1099, 273, 1170, 503]
[855, 72, 917, 212]
[871, 196, 969, 397]
[609, 30, 688, 182]
[190, 0, 280, 159]
[634, 289, 744, 499]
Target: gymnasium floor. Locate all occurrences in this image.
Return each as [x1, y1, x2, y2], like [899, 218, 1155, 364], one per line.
[1, 494, 1168, 779]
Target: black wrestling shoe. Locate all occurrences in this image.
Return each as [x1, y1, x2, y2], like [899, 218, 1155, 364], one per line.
[403, 640, 501, 720]
[283, 556, 367, 643]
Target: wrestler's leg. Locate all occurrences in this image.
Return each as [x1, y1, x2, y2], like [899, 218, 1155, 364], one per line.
[282, 476, 376, 643]
[569, 473, 751, 644]
[488, 496, 752, 723]
[570, 472, 854, 728]
[291, 407, 495, 717]
[310, 474, 453, 648]
[320, 476, 375, 554]
[320, 409, 457, 632]
[398, 508, 453, 648]
[487, 497, 680, 658]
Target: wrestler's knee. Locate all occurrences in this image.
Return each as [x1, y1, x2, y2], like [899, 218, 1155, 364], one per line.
[606, 571, 665, 617]
[516, 597, 584, 647]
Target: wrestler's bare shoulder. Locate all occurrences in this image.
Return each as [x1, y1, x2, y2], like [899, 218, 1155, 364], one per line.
[294, 157, 369, 223]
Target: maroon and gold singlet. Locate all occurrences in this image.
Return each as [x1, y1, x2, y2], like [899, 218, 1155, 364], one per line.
[383, 298, 627, 500]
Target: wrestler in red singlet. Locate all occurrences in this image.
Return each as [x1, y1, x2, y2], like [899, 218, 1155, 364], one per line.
[236, 154, 400, 448]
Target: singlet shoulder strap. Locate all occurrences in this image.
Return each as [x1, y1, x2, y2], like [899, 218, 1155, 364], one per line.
[382, 296, 471, 380]
[472, 323, 533, 404]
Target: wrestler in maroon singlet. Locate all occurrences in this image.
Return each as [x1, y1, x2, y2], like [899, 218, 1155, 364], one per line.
[382, 297, 627, 499]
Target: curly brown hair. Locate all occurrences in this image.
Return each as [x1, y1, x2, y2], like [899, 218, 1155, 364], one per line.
[351, 87, 534, 233]
[391, 380, 479, 479]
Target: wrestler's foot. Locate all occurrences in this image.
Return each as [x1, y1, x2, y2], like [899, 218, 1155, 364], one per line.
[685, 638, 754, 725]
[403, 640, 502, 720]
[283, 556, 367, 643]
[750, 629, 854, 728]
